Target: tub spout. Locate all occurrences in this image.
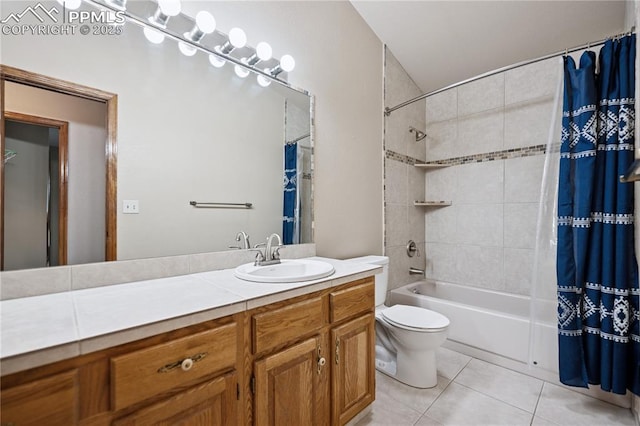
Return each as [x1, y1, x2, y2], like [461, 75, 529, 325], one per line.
[409, 267, 425, 275]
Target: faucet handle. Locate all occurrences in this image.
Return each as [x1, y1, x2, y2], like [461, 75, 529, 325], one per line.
[248, 248, 266, 265]
[273, 245, 284, 260]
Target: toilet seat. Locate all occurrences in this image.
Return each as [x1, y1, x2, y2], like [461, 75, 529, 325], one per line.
[380, 304, 449, 332]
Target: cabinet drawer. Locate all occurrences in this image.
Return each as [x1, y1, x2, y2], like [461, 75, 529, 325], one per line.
[329, 278, 374, 323]
[253, 297, 323, 354]
[111, 323, 236, 411]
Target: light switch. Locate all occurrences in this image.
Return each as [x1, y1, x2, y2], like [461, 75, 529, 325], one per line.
[123, 200, 139, 214]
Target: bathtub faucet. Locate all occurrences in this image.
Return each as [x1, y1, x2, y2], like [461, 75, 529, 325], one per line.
[409, 267, 425, 275]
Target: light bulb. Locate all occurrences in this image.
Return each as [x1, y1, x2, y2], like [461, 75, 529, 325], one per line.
[143, 27, 165, 44]
[228, 27, 247, 48]
[178, 42, 197, 57]
[280, 54, 295, 72]
[105, 0, 126, 10]
[158, 0, 181, 16]
[255, 42, 272, 61]
[209, 54, 225, 68]
[257, 68, 272, 87]
[195, 11, 216, 34]
[234, 65, 250, 78]
[57, 0, 81, 10]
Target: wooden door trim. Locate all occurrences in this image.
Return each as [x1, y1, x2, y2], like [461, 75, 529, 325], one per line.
[1, 64, 118, 262]
[4, 111, 70, 265]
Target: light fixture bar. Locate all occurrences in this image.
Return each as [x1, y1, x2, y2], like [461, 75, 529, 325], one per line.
[83, 0, 305, 93]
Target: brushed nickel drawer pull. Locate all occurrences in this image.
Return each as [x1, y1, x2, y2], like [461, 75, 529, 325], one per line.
[157, 352, 208, 373]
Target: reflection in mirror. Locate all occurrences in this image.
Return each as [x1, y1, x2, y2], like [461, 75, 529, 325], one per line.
[0, 0, 313, 272]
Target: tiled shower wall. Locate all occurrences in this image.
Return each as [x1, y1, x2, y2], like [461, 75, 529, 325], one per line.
[423, 57, 559, 295]
[383, 48, 427, 296]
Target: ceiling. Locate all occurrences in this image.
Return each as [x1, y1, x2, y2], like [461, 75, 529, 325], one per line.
[351, 1, 629, 100]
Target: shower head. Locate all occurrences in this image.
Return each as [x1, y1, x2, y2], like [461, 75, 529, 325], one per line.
[409, 126, 427, 142]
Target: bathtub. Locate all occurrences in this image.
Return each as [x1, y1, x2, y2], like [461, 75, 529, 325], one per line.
[390, 280, 559, 374]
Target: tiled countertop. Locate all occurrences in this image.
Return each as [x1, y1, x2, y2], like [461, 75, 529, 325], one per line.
[1, 257, 380, 376]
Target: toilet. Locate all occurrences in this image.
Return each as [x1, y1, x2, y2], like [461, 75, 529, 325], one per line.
[346, 255, 449, 388]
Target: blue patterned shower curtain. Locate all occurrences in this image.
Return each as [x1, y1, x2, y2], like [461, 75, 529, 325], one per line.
[557, 35, 639, 396]
[283, 143, 298, 245]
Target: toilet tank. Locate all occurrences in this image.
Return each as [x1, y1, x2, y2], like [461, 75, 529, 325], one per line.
[344, 255, 389, 307]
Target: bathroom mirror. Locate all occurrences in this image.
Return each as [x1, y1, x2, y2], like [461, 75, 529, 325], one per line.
[0, 0, 313, 271]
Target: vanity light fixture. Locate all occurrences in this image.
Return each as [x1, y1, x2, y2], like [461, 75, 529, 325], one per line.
[212, 27, 246, 70]
[105, 0, 126, 10]
[269, 54, 296, 77]
[57, 0, 82, 10]
[235, 41, 271, 78]
[143, 27, 165, 44]
[244, 41, 273, 66]
[144, 0, 181, 44]
[149, 0, 181, 28]
[95, 0, 297, 86]
[179, 10, 216, 56]
[257, 70, 272, 87]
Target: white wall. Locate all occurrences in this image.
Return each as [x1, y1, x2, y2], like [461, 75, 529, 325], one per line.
[383, 48, 427, 293]
[5, 83, 107, 266]
[422, 57, 559, 297]
[2, 1, 384, 261]
[182, 1, 385, 258]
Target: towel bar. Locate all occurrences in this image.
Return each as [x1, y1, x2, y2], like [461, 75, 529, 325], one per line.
[189, 201, 253, 209]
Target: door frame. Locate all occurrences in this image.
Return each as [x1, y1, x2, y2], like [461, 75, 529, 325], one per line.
[4, 112, 70, 266]
[0, 65, 118, 269]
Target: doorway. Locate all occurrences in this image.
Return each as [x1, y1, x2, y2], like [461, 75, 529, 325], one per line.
[3, 113, 68, 270]
[1, 65, 118, 270]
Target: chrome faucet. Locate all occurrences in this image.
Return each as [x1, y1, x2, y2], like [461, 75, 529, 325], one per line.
[251, 233, 283, 266]
[265, 233, 282, 263]
[229, 231, 251, 249]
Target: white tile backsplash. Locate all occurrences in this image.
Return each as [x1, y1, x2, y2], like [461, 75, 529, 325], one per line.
[505, 156, 545, 203]
[425, 119, 457, 161]
[426, 88, 458, 123]
[458, 73, 505, 117]
[505, 57, 561, 106]
[504, 98, 555, 149]
[504, 203, 540, 249]
[456, 161, 504, 204]
[456, 110, 504, 156]
[386, 46, 556, 302]
[503, 248, 534, 295]
[455, 203, 503, 247]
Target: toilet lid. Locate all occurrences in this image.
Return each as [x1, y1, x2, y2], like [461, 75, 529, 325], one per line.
[381, 305, 449, 331]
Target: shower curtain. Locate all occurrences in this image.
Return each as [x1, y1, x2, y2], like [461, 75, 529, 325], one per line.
[557, 35, 639, 396]
[283, 143, 299, 245]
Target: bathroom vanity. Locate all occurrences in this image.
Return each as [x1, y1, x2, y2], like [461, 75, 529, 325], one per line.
[0, 258, 378, 425]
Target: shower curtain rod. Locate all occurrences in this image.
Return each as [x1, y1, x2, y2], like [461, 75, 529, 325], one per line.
[384, 28, 635, 116]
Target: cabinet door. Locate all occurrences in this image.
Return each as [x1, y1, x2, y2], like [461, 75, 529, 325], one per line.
[254, 336, 328, 426]
[112, 371, 237, 426]
[0, 369, 78, 426]
[331, 313, 375, 426]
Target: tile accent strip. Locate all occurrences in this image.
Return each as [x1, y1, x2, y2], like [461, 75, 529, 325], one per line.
[386, 143, 557, 167]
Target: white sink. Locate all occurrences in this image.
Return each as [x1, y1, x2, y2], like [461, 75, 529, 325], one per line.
[234, 259, 335, 283]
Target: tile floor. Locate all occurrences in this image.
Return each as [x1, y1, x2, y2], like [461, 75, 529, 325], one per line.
[356, 347, 637, 426]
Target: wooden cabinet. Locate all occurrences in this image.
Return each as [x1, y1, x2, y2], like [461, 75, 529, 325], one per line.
[0, 369, 78, 426]
[0, 276, 375, 426]
[248, 277, 375, 426]
[112, 372, 237, 426]
[253, 336, 328, 426]
[331, 314, 375, 425]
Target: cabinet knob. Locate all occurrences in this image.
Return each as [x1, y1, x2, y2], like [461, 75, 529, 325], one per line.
[318, 357, 326, 367]
[157, 352, 208, 373]
[181, 358, 194, 371]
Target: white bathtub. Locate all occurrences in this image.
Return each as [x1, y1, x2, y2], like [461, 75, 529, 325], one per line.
[390, 280, 558, 374]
